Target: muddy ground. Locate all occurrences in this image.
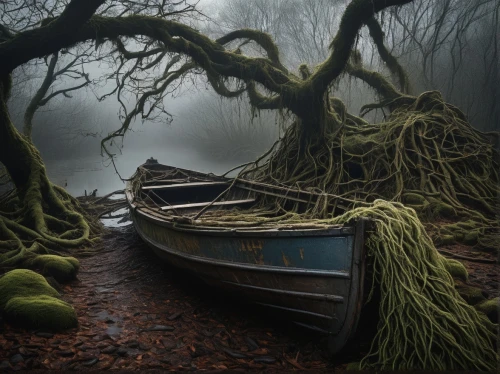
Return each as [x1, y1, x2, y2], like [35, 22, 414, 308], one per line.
[0, 224, 497, 371]
[0, 226, 365, 371]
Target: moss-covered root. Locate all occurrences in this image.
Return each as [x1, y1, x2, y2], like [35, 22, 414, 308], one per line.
[26, 254, 80, 282]
[4, 295, 77, 330]
[329, 200, 498, 370]
[0, 269, 59, 308]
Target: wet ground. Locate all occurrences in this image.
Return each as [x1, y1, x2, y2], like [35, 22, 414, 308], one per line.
[0, 223, 497, 371]
[0, 226, 364, 371]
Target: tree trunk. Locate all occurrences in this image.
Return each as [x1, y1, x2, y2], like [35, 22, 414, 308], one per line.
[0, 74, 91, 249]
[0, 75, 38, 192]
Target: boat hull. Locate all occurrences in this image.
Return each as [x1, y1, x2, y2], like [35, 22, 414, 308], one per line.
[129, 204, 367, 353]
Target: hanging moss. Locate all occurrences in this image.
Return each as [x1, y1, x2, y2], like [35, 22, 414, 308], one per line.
[178, 199, 498, 370]
[328, 201, 497, 370]
[4, 295, 77, 330]
[0, 269, 59, 309]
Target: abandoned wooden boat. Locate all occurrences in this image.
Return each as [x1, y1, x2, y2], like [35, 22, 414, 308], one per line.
[126, 161, 368, 354]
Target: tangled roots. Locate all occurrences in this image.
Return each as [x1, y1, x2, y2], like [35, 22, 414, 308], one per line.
[240, 91, 499, 249]
[329, 201, 497, 370]
[0, 145, 101, 278]
[184, 91, 499, 369]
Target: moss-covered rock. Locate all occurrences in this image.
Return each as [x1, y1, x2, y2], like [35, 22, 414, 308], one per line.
[435, 234, 455, 246]
[402, 193, 426, 205]
[456, 284, 486, 306]
[463, 231, 478, 246]
[346, 362, 361, 370]
[429, 201, 456, 219]
[474, 297, 499, 323]
[30, 255, 80, 282]
[0, 269, 59, 309]
[4, 295, 77, 330]
[441, 258, 468, 282]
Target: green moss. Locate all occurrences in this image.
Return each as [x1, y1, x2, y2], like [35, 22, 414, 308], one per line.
[430, 202, 456, 218]
[474, 298, 499, 323]
[436, 234, 455, 246]
[4, 295, 77, 330]
[456, 285, 486, 305]
[0, 269, 59, 309]
[463, 231, 478, 246]
[346, 362, 361, 370]
[31, 255, 80, 282]
[442, 258, 468, 282]
[402, 193, 426, 205]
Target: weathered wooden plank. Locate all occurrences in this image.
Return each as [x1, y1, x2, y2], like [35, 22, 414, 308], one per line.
[142, 181, 229, 190]
[160, 198, 256, 211]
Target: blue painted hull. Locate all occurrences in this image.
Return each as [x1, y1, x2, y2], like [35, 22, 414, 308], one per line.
[127, 164, 367, 354]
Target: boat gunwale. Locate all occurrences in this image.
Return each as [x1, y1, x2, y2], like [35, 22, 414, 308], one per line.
[126, 163, 369, 353]
[126, 181, 354, 237]
[132, 213, 352, 278]
[130, 199, 354, 238]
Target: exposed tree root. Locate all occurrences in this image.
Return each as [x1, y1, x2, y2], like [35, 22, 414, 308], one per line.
[0, 77, 101, 281]
[237, 90, 499, 251]
[159, 90, 499, 370]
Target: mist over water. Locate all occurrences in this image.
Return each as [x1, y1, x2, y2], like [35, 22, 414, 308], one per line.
[45, 144, 242, 197]
[6, 0, 498, 200]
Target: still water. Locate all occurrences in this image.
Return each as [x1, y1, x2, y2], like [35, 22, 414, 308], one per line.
[45, 145, 243, 197]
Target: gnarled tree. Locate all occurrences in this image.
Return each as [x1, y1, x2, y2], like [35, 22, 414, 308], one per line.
[0, 0, 498, 369]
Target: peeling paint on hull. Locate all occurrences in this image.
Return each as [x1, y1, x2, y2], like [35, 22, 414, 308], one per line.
[126, 163, 368, 354]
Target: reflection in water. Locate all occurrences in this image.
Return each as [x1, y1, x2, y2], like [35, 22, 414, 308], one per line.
[45, 146, 243, 197]
[101, 207, 131, 228]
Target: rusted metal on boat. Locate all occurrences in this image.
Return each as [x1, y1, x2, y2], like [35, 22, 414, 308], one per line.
[126, 162, 368, 354]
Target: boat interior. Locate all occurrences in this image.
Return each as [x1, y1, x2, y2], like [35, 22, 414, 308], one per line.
[130, 163, 349, 220]
[131, 164, 258, 217]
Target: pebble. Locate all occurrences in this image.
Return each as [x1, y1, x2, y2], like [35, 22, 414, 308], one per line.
[190, 346, 210, 358]
[10, 354, 24, 364]
[253, 356, 276, 364]
[0, 360, 11, 369]
[146, 325, 174, 332]
[35, 332, 54, 339]
[244, 336, 259, 351]
[167, 311, 183, 321]
[116, 347, 129, 357]
[82, 357, 99, 367]
[127, 340, 139, 348]
[24, 344, 42, 349]
[219, 346, 247, 359]
[92, 335, 109, 342]
[101, 345, 118, 354]
[57, 350, 75, 357]
[73, 340, 84, 347]
[161, 338, 177, 350]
